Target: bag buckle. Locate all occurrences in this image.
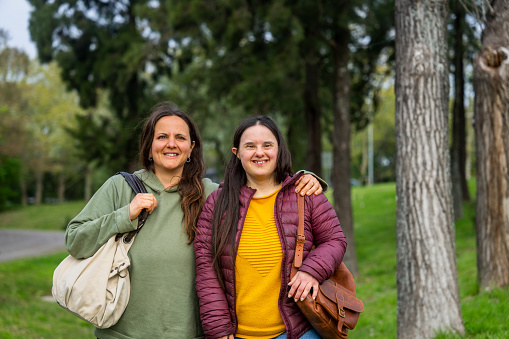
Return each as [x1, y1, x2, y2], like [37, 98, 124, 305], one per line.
[339, 307, 346, 318]
[297, 234, 305, 244]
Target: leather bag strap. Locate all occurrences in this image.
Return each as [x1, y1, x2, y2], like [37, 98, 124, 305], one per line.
[115, 172, 150, 243]
[293, 194, 305, 268]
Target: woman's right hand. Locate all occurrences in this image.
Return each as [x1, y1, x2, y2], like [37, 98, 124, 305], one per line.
[129, 193, 157, 220]
[218, 336, 234, 339]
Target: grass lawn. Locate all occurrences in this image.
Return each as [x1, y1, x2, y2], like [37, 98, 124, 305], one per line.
[0, 201, 87, 231]
[1, 183, 508, 338]
[0, 253, 94, 338]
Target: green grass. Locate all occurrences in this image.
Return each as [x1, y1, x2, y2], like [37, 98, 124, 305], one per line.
[1, 183, 509, 338]
[0, 253, 94, 338]
[0, 201, 86, 230]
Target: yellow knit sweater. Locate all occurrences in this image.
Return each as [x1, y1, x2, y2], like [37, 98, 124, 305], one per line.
[235, 189, 286, 338]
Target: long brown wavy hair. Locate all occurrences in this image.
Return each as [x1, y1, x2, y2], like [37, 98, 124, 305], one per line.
[139, 101, 205, 243]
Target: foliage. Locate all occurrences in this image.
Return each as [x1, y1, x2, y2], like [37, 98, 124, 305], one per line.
[25, 62, 85, 176]
[0, 33, 91, 206]
[28, 0, 155, 171]
[351, 86, 396, 183]
[0, 156, 22, 210]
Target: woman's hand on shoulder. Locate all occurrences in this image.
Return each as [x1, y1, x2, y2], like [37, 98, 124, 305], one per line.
[129, 193, 157, 220]
[288, 271, 319, 302]
[295, 174, 322, 196]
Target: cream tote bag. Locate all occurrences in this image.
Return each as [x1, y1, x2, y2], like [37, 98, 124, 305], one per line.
[52, 172, 148, 328]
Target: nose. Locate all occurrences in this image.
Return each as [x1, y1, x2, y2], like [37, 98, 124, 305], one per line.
[166, 136, 176, 148]
[254, 146, 264, 156]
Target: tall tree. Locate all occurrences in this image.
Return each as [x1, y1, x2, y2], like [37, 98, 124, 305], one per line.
[27, 61, 85, 203]
[326, 2, 358, 275]
[473, 0, 509, 290]
[28, 0, 152, 172]
[328, 0, 395, 276]
[0, 31, 30, 205]
[394, 0, 465, 337]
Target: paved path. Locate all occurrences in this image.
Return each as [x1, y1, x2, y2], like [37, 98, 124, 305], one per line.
[0, 229, 66, 262]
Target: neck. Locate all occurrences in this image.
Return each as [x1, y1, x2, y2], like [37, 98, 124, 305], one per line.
[154, 169, 182, 189]
[246, 176, 282, 197]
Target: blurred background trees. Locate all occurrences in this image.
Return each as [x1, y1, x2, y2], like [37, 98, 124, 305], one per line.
[3, 1, 509, 336]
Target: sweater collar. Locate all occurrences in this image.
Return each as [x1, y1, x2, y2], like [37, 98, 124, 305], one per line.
[134, 169, 179, 193]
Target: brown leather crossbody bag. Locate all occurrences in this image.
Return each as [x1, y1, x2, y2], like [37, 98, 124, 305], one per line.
[290, 194, 364, 339]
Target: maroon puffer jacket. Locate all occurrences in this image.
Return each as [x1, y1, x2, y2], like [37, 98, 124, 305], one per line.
[194, 173, 347, 339]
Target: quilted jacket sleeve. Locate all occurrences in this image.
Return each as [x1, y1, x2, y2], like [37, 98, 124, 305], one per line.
[298, 193, 347, 283]
[194, 190, 236, 339]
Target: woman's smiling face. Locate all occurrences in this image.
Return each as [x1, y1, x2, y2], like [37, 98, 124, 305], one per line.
[150, 115, 195, 179]
[233, 124, 279, 184]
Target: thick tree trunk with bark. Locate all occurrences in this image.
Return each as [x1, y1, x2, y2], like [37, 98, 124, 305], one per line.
[473, 0, 509, 291]
[303, 60, 323, 177]
[331, 29, 358, 277]
[395, 0, 465, 337]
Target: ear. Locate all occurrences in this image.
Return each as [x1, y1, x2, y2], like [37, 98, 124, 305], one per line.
[232, 147, 238, 157]
[188, 141, 196, 158]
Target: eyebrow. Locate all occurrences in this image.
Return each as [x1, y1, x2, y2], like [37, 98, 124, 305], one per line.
[155, 132, 187, 136]
[243, 141, 275, 146]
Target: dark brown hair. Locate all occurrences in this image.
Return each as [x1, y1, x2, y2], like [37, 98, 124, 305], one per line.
[210, 115, 292, 288]
[139, 101, 205, 243]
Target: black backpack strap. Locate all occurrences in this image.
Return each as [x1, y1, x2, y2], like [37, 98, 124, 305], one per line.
[117, 171, 147, 194]
[115, 171, 150, 242]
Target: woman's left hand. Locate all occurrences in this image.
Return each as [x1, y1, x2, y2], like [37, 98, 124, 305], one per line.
[295, 174, 322, 196]
[288, 271, 319, 302]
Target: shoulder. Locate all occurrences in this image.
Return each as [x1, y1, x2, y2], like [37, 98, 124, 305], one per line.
[202, 178, 219, 197]
[98, 173, 129, 193]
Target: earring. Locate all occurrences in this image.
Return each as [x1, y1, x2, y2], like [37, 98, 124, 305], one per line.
[186, 158, 191, 163]
[149, 157, 153, 161]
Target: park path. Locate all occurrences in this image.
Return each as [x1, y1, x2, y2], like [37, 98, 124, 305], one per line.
[0, 229, 66, 262]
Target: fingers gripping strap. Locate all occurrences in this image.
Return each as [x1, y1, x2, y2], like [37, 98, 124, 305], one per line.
[116, 172, 149, 235]
[293, 194, 305, 268]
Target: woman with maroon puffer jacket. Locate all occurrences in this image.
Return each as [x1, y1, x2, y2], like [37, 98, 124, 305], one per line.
[194, 115, 347, 339]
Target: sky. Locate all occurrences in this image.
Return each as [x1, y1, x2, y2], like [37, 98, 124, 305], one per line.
[0, 0, 37, 58]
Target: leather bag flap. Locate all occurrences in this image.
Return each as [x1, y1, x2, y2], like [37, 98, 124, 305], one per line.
[319, 280, 364, 316]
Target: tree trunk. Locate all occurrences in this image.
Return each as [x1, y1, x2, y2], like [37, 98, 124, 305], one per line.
[35, 169, 43, 205]
[303, 60, 323, 177]
[58, 171, 65, 203]
[451, 0, 466, 220]
[361, 129, 368, 186]
[473, 0, 509, 291]
[19, 167, 27, 206]
[331, 29, 358, 277]
[287, 110, 307, 172]
[84, 164, 92, 201]
[395, 0, 465, 337]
